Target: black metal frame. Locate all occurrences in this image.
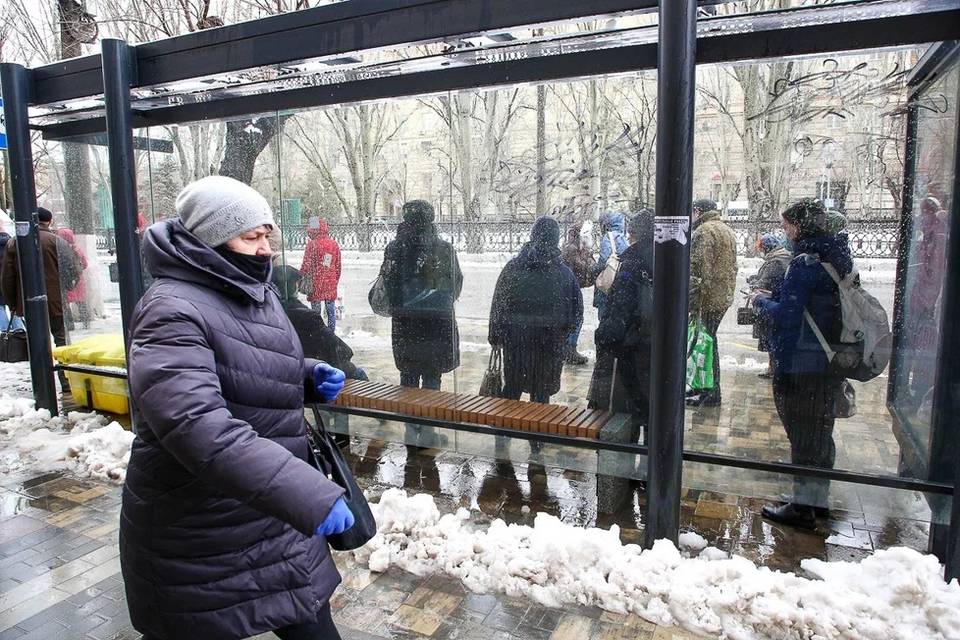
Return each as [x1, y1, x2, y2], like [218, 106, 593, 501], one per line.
[2, 0, 958, 571]
[34, 1, 960, 140]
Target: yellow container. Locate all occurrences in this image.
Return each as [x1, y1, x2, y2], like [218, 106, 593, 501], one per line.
[53, 335, 129, 415]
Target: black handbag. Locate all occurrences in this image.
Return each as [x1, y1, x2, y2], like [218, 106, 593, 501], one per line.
[306, 408, 376, 551]
[0, 319, 28, 363]
[478, 347, 502, 397]
[367, 274, 391, 317]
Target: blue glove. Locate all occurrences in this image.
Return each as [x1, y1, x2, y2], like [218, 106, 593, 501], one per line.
[313, 362, 346, 402]
[315, 497, 354, 537]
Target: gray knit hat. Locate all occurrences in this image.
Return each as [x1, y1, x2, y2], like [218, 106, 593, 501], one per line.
[176, 176, 275, 247]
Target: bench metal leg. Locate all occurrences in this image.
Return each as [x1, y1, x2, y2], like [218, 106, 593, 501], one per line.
[597, 413, 640, 514]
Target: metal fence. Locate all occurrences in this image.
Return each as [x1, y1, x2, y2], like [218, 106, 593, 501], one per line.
[97, 218, 902, 258]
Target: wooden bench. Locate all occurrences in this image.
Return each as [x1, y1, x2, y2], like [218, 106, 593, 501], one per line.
[333, 379, 615, 439]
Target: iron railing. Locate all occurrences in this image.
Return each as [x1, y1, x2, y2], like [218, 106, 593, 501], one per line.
[96, 218, 903, 258]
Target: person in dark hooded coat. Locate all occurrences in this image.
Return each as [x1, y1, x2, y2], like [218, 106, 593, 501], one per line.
[121, 176, 352, 640]
[489, 216, 582, 403]
[595, 210, 655, 442]
[272, 264, 367, 381]
[381, 200, 463, 390]
[752, 198, 852, 530]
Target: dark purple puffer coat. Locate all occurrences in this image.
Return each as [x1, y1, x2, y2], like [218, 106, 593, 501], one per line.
[120, 220, 344, 640]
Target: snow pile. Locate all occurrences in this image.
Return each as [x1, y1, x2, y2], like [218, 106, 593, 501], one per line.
[0, 396, 134, 482]
[355, 489, 960, 640]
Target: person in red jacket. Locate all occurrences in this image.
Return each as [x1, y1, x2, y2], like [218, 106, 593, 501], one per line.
[301, 216, 342, 331]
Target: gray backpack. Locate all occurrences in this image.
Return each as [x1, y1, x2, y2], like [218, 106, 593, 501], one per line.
[803, 259, 892, 382]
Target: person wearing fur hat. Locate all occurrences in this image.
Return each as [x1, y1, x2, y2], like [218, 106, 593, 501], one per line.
[121, 175, 351, 640]
[751, 198, 852, 529]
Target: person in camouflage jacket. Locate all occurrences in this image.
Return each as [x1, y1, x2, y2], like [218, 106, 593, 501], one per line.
[688, 199, 738, 407]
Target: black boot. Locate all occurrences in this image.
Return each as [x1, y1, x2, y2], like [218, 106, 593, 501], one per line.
[564, 345, 587, 365]
[761, 502, 816, 529]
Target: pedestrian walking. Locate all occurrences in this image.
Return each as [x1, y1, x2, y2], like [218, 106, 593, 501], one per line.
[748, 233, 792, 378]
[751, 199, 850, 529]
[595, 210, 655, 442]
[301, 216, 342, 332]
[489, 216, 581, 404]
[1, 207, 81, 390]
[687, 199, 738, 407]
[121, 176, 351, 640]
[561, 221, 595, 365]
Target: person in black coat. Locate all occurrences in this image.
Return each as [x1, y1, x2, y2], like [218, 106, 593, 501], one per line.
[595, 210, 655, 443]
[489, 216, 582, 404]
[272, 265, 367, 381]
[381, 200, 463, 390]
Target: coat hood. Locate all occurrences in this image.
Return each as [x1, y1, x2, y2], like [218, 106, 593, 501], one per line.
[795, 232, 853, 279]
[143, 219, 271, 304]
[307, 218, 329, 239]
[766, 246, 792, 262]
[518, 217, 562, 267]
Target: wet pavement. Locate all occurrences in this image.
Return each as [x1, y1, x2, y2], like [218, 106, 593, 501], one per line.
[0, 422, 934, 640]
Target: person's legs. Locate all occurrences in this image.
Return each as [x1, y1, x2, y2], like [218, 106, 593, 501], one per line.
[324, 299, 337, 332]
[564, 290, 587, 365]
[399, 371, 420, 388]
[274, 604, 343, 640]
[764, 373, 835, 528]
[696, 310, 724, 405]
[421, 373, 441, 391]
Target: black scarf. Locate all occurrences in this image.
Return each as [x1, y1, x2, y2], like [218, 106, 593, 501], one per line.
[215, 246, 272, 283]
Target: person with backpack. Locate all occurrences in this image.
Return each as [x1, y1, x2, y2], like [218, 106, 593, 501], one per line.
[301, 216, 342, 332]
[751, 199, 853, 529]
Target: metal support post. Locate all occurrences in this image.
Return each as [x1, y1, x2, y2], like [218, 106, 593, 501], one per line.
[0, 63, 58, 414]
[645, 0, 697, 548]
[101, 38, 145, 342]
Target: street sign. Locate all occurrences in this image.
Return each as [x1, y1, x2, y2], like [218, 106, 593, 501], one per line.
[0, 97, 6, 150]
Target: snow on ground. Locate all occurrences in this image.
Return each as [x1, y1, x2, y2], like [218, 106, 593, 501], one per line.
[0, 396, 133, 483]
[356, 489, 960, 640]
[0, 362, 133, 482]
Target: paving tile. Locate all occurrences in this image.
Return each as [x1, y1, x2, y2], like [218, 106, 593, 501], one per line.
[651, 625, 706, 639]
[15, 619, 68, 640]
[56, 560, 122, 596]
[549, 613, 595, 639]
[404, 587, 461, 617]
[389, 604, 444, 636]
[0, 518, 46, 547]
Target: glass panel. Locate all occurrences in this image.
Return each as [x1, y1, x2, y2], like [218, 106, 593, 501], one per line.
[687, 47, 928, 519]
[891, 55, 958, 465]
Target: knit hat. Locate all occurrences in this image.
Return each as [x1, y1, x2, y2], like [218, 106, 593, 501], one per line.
[627, 208, 654, 238]
[176, 176, 275, 247]
[692, 199, 717, 215]
[402, 200, 435, 225]
[759, 233, 782, 253]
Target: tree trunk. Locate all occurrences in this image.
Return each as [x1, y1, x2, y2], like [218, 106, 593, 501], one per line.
[218, 117, 284, 185]
[59, 0, 101, 319]
[536, 84, 547, 218]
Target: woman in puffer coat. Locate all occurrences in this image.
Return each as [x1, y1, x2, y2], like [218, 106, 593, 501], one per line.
[489, 216, 582, 404]
[121, 176, 352, 640]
